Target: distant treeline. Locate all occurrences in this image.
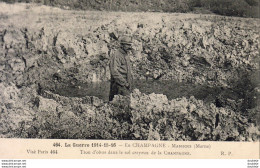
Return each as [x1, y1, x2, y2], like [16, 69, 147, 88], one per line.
[1, 0, 259, 18]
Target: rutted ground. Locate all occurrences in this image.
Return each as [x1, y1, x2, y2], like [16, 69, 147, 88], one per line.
[0, 3, 259, 140]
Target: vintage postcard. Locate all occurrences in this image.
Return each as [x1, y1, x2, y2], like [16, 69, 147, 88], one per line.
[0, 0, 259, 159]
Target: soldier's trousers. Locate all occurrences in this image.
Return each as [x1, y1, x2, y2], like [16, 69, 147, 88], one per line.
[109, 82, 130, 101]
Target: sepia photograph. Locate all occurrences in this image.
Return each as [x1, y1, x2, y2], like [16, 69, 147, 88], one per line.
[0, 0, 259, 143]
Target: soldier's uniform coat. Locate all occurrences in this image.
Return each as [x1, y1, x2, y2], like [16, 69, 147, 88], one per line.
[109, 48, 133, 101]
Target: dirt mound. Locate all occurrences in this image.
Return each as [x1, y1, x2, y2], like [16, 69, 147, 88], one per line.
[0, 4, 259, 87]
[4, 89, 257, 141]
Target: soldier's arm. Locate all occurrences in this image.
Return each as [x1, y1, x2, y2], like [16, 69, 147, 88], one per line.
[110, 54, 128, 87]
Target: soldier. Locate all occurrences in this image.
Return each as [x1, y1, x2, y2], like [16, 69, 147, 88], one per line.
[109, 36, 133, 101]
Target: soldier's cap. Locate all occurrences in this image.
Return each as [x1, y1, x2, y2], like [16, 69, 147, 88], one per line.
[120, 36, 132, 45]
